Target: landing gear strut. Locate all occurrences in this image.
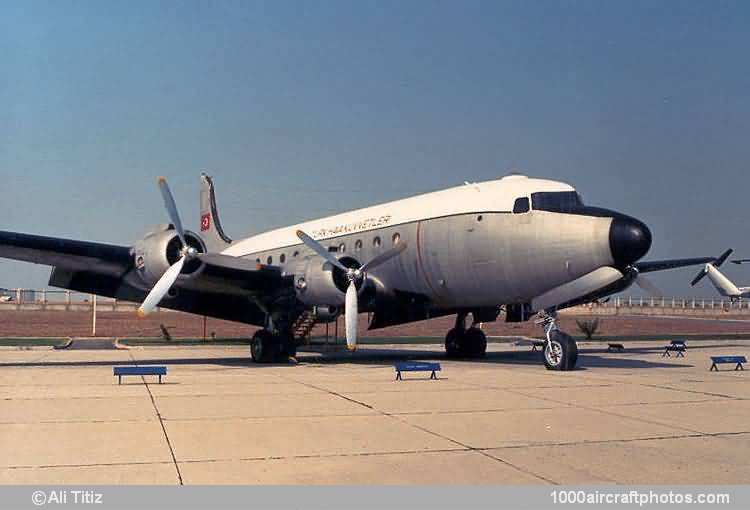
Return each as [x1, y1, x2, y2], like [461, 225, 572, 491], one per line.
[537, 311, 578, 371]
[445, 312, 487, 358]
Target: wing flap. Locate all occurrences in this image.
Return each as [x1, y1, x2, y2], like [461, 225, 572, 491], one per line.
[50, 268, 268, 325]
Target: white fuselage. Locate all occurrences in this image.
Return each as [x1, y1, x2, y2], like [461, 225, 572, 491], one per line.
[704, 264, 750, 299]
[222, 175, 618, 309]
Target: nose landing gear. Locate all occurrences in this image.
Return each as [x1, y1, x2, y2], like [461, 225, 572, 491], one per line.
[445, 312, 487, 358]
[537, 311, 578, 371]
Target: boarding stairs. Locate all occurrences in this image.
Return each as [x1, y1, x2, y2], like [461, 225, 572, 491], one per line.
[293, 311, 316, 344]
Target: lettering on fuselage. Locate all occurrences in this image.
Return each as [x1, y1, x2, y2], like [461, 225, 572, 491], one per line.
[311, 215, 392, 239]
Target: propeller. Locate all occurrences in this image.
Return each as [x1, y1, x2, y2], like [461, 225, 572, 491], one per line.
[296, 230, 407, 351]
[634, 273, 663, 298]
[691, 249, 733, 286]
[137, 178, 199, 317]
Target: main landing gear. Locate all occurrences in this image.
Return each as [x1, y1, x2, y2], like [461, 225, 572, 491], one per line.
[537, 311, 578, 371]
[251, 325, 297, 364]
[445, 312, 487, 358]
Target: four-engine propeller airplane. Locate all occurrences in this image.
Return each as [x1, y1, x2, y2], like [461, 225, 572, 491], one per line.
[0, 173, 717, 370]
[691, 249, 750, 300]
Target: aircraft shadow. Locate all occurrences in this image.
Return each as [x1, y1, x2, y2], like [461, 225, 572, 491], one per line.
[0, 346, 689, 370]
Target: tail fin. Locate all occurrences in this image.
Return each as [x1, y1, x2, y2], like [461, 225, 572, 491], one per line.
[199, 173, 233, 252]
[704, 264, 742, 298]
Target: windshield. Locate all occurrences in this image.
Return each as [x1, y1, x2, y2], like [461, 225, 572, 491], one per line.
[530, 191, 583, 213]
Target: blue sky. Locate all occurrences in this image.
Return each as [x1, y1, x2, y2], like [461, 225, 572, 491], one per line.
[1, 0, 749, 295]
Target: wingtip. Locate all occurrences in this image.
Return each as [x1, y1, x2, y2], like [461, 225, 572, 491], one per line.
[157, 176, 166, 185]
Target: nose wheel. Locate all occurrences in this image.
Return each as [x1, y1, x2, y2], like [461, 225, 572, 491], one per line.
[543, 330, 578, 370]
[537, 312, 578, 371]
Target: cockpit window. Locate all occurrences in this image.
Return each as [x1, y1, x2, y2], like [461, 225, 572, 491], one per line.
[513, 197, 530, 214]
[531, 191, 583, 213]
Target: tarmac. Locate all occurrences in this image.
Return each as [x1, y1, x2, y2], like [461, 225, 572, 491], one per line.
[0, 340, 748, 485]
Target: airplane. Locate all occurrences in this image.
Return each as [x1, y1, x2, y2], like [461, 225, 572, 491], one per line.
[691, 249, 750, 300]
[0, 173, 717, 370]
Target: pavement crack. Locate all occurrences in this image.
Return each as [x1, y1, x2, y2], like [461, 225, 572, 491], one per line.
[129, 352, 183, 485]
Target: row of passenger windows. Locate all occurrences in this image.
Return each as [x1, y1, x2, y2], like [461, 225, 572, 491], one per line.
[257, 232, 402, 266]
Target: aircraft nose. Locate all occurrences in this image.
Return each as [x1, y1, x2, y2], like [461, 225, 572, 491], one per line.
[609, 215, 652, 267]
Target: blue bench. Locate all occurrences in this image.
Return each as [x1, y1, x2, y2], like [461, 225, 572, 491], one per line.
[710, 356, 746, 372]
[662, 344, 686, 357]
[671, 339, 687, 350]
[531, 341, 545, 352]
[113, 366, 167, 385]
[394, 362, 441, 381]
[608, 343, 625, 352]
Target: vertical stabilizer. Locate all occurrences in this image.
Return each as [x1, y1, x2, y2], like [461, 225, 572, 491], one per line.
[705, 264, 742, 298]
[199, 173, 233, 252]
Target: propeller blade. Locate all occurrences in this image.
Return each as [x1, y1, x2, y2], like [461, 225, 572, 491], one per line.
[635, 274, 663, 297]
[359, 242, 407, 273]
[158, 177, 186, 246]
[691, 265, 710, 286]
[345, 280, 358, 351]
[295, 230, 349, 272]
[714, 249, 733, 268]
[137, 256, 186, 317]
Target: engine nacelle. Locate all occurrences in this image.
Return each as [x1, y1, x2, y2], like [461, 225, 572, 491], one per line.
[295, 256, 364, 307]
[133, 225, 206, 286]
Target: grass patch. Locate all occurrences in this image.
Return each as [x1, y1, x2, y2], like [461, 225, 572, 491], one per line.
[0, 338, 68, 347]
[119, 338, 253, 346]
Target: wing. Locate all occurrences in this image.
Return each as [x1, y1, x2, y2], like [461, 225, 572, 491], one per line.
[634, 257, 716, 273]
[0, 230, 132, 276]
[0, 230, 292, 325]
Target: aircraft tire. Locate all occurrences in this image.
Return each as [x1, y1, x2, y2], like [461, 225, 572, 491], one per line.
[445, 328, 463, 358]
[464, 327, 487, 358]
[251, 330, 277, 363]
[543, 331, 578, 371]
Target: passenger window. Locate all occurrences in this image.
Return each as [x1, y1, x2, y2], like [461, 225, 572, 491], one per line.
[354, 240, 362, 251]
[280, 254, 286, 263]
[267, 256, 273, 265]
[513, 197, 530, 214]
[373, 236, 382, 248]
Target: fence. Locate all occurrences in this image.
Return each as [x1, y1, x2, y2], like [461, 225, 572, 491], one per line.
[1, 289, 748, 315]
[0, 289, 141, 312]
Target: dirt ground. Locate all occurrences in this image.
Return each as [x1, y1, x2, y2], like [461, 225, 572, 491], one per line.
[1, 310, 750, 339]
